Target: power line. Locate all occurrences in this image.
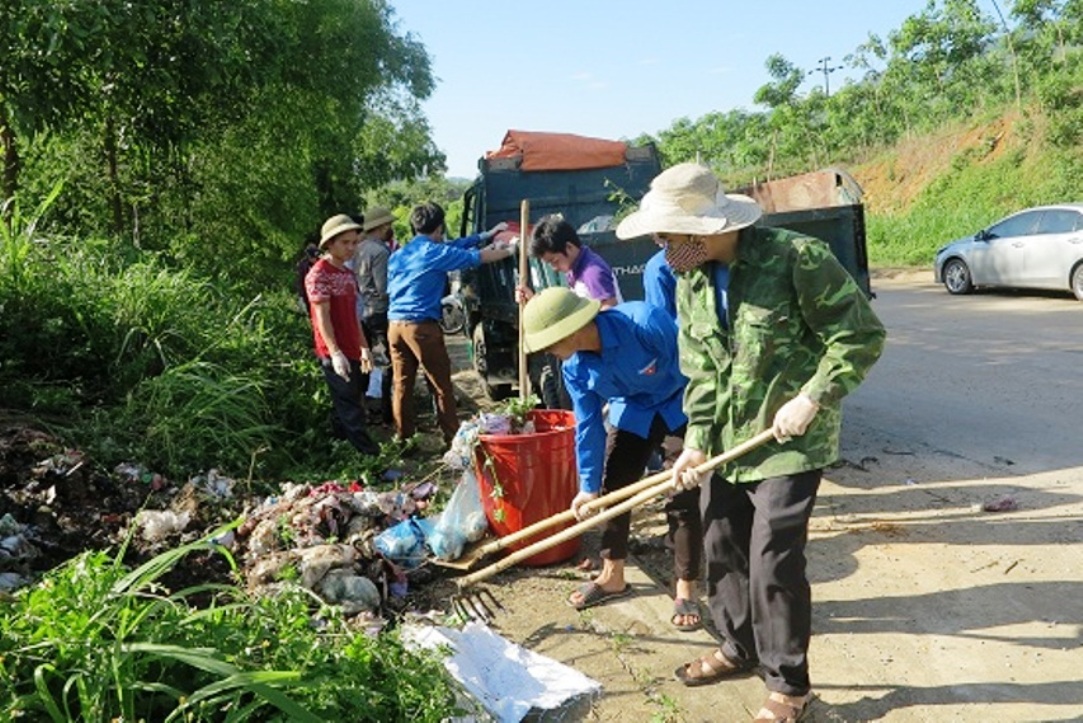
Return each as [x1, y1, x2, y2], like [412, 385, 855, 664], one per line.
[809, 56, 843, 96]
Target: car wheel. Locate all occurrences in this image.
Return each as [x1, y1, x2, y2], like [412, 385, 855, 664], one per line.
[1072, 264, 1083, 302]
[943, 258, 973, 295]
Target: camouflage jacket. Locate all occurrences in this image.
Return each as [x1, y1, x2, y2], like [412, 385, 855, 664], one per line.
[676, 226, 886, 482]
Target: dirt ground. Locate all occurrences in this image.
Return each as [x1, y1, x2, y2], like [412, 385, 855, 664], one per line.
[429, 277, 1083, 723]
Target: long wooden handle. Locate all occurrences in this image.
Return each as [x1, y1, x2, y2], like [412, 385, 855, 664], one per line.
[517, 199, 530, 400]
[458, 429, 775, 588]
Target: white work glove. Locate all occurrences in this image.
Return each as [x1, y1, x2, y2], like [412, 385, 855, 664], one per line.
[330, 350, 351, 381]
[506, 235, 519, 254]
[772, 393, 819, 442]
[671, 448, 708, 491]
[359, 347, 373, 374]
[570, 490, 599, 521]
[481, 221, 508, 241]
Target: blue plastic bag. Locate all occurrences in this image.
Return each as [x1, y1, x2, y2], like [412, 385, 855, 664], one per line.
[374, 517, 435, 568]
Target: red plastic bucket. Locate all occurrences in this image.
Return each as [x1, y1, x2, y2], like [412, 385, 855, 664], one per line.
[474, 409, 580, 566]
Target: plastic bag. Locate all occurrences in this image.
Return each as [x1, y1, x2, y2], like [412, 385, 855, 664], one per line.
[374, 517, 434, 568]
[428, 470, 490, 561]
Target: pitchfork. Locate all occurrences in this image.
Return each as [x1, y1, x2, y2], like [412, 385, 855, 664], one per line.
[447, 429, 775, 620]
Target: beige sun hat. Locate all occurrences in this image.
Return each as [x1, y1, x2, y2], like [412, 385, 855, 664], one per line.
[319, 214, 363, 249]
[523, 287, 602, 354]
[615, 163, 763, 240]
[362, 207, 394, 232]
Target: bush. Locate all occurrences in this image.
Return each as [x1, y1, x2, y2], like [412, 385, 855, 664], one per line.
[0, 201, 381, 481]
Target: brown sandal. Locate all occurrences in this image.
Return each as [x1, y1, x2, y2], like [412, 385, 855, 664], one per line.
[753, 692, 812, 722]
[673, 648, 751, 687]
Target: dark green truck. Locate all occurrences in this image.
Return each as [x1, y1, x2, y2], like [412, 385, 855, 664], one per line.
[458, 132, 871, 404]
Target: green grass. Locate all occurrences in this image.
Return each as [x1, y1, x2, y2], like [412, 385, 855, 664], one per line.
[0, 527, 460, 721]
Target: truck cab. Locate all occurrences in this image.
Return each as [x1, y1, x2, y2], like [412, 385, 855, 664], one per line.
[459, 131, 872, 404]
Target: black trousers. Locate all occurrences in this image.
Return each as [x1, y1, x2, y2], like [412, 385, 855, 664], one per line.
[320, 357, 379, 455]
[600, 417, 701, 582]
[701, 469, 821, 696]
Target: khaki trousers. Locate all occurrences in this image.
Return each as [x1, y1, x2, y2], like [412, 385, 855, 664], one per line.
[388, 320, 459, 444]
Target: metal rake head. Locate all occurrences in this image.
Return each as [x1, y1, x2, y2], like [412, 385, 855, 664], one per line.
[449, 588, 505, 625]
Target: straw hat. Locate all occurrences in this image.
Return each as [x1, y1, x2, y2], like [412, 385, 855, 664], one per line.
[615, 163, 762, 239]
[362, 207, 394, 232]
[523, 287, 601, 354]
[319, 214, 363, 249]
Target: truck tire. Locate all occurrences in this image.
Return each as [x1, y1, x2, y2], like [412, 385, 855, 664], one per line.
[472, 324, 513, 401]
[537, 356, 571, 410]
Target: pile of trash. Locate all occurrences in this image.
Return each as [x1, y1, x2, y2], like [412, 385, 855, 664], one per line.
[0, 412, 532, 620]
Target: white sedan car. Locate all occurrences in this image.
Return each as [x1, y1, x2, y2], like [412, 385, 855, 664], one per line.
[934, 204, 1083, 300]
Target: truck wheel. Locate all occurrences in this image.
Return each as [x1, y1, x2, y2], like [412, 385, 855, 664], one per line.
[472, 324, 513, 401]
[537, 356, 571, 410]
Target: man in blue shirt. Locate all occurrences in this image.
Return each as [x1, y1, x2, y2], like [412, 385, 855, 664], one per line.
[523, 287, 700, 617]
[643, 245, 677, 320]
[387, 202, 513, 445]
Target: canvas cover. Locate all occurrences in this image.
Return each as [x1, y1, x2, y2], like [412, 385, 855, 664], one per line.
[485, 130, 628, 171]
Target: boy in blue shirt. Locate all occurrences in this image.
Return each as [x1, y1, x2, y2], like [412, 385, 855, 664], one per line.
[522, 287, 701, 622]
[387, 202, 513, 445]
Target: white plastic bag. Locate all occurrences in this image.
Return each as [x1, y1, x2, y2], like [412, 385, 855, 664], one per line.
[428, 470, 489, 561]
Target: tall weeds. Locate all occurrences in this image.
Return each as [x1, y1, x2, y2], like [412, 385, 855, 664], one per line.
[0, 189, 357, 481]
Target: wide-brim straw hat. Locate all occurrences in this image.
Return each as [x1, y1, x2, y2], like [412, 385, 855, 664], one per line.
[615, 163, 763, 239]
[319, 214, 363, 249]
[523, 287, 601, 354]
[362, 207, 394, 232]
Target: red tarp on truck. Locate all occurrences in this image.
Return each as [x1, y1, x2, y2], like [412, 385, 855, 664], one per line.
[485, 130, 628, 171]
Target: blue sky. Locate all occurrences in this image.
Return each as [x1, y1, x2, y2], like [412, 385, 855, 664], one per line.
[389, 1, 990, 178]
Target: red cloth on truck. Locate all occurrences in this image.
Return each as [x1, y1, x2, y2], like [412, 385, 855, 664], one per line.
[486, 130, 628, 171]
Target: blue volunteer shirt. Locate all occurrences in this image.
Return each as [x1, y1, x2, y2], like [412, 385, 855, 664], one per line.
[643, 248, 677, 320]
[387, 233, 485, 322]
[561, 301, 688, 494]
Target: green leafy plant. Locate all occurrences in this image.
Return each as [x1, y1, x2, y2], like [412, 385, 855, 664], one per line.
[0, 526, 459, 721]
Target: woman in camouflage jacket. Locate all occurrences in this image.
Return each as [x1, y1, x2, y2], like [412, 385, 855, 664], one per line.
[617, 163, 885, 723]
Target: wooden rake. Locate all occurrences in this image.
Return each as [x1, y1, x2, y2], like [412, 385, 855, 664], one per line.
[448, 429, 775, 619]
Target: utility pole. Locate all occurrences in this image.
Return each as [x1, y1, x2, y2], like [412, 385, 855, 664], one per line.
[810, 56, 843, 96]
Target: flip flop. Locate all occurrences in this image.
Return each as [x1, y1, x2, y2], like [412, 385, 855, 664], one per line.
[567, 582, 632, 611]
[673, 648, 753, 687]
[671, 597, 702, 632]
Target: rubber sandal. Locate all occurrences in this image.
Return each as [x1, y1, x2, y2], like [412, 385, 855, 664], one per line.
[673, 648, 751, 687]
[566, 582, 632, 611]
[753, 692, 812, 722]
[671, 597, 702, 632]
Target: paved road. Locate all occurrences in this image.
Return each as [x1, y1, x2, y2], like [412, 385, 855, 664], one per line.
[843, 274, 1083, 479]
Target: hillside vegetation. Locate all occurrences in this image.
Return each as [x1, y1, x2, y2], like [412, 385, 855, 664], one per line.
[854, 107, 1081, 266]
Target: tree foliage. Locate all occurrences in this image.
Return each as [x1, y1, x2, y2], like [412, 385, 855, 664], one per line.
[1, 0, 442, 291]
[646, 0, 1083, 184]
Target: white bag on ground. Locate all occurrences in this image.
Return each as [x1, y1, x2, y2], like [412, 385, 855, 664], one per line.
[403, 621, 601, 723]
[428, 470, 489, 561]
